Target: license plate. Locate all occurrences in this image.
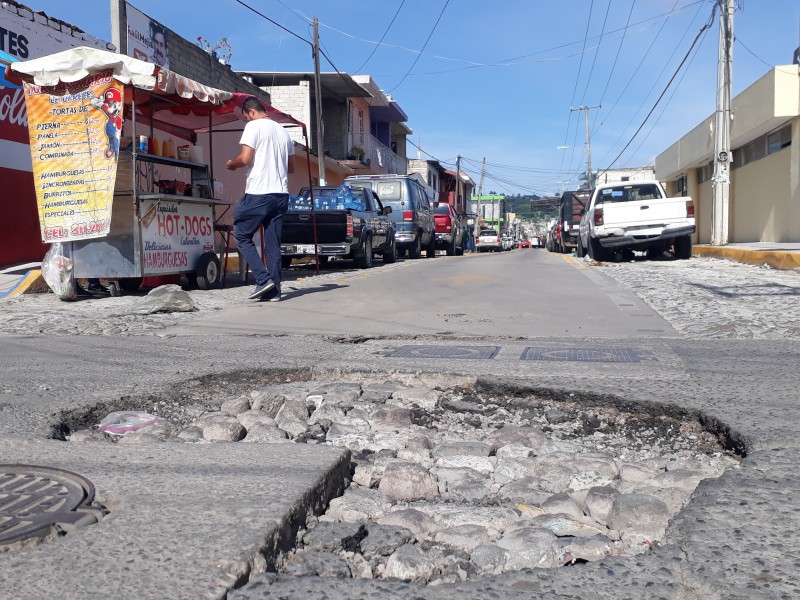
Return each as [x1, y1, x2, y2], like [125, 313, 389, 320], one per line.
[297, 244, 315, 254]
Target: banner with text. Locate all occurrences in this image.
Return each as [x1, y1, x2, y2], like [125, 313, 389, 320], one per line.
[23, 72, 123, 242]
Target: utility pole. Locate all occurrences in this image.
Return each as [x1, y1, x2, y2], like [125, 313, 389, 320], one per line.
[475, 157, 485, 238]
[712, 0, 734, 245]
[312, 18, 326, 185]
[570, 105, 600, 189]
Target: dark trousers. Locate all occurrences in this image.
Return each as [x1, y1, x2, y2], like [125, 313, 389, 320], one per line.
[234, 192, 289, 291]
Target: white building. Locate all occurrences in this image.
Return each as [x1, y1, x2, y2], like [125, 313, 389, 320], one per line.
[655, 65, 799, 243]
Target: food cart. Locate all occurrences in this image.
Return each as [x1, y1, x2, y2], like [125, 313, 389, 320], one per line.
[8, 47, 310, 297]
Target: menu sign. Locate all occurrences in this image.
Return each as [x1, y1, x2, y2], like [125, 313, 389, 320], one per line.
[140, 198, 214, 274]
[22, 71, 122, 242]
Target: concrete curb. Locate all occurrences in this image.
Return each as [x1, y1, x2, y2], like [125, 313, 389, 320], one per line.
[0, 269, 48, 299]
[693, 244, 800, 270]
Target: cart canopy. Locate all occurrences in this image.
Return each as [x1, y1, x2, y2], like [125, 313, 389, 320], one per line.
[8, 46, 304, 131]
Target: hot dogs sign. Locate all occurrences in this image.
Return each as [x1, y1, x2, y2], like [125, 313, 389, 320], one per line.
[22, 71, 122, 242]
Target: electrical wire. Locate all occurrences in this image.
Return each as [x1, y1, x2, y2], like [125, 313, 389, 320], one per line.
[232, 0, 311, 45]
[735, 35, 799, 75]
[354, 1, 406, 73]
[579, 0, 612, 105]
[591, 0, 637, 136]
[388, 0, 450, 93]
[598, 3, 717, 176]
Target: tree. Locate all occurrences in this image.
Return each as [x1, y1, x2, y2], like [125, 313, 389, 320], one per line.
[578, 170, 598, 190]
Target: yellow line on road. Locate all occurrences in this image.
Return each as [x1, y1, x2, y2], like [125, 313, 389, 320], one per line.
[563, 255, 588, 270]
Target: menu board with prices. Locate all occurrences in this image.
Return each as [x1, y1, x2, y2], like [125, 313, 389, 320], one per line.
[23, 71, 123, 243]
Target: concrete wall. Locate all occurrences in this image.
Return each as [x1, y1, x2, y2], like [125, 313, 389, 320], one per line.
[259, 82, 311, 146]
[730, 144, 792, 242]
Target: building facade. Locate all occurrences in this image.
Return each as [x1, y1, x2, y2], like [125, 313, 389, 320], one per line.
[655, 65, 799, 244]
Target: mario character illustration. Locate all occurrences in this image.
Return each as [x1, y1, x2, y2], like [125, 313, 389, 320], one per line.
[90, 87, 124, 160]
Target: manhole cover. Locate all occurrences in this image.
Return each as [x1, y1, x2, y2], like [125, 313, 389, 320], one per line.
[520, 348, 656, 363]
[387, 345, 500, 359]
[0, 464, 106, 550]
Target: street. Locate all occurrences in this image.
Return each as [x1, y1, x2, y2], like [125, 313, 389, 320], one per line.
[1, 250, 800, 598]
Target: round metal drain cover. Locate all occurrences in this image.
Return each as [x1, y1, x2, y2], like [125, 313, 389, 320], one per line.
[0, 464, 105, 551]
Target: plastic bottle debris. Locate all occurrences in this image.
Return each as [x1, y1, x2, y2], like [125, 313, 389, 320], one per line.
[98, 411, 162, 435]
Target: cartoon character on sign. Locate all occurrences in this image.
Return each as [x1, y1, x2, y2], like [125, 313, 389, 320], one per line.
[89, 87, 124, 160]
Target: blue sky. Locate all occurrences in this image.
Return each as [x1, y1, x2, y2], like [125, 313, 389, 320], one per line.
[26, 0, 800, 196]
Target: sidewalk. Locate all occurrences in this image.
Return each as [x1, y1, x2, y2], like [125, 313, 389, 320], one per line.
[0, 262, 45, 299]
[693, 242, 800, 270]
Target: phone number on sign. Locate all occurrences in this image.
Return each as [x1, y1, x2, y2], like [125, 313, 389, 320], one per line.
[44, 219, 110, 240]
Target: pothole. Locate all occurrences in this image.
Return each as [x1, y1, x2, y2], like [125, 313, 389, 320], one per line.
[54, 372, 742, 585]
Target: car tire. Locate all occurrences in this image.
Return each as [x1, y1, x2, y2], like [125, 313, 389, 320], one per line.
[355, 236, 373, 269]
[383, 236, 397, 264]
[673, 235, 692, 259]
[408, 234, 422, 259]
[588, 237, 607, 262]
[455, 244, 464, 256]
[446, 237, 456, 256]
[576, 236, 586, 258]
[425, 233, 436, 258]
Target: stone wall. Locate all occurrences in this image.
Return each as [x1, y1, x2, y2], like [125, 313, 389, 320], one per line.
[259, 82, 311, 146]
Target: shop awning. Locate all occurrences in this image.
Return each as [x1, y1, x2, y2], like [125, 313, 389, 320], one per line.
[8, 46, 304, 131]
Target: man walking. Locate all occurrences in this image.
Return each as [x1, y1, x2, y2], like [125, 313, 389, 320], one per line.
[227, 96, 295, 301]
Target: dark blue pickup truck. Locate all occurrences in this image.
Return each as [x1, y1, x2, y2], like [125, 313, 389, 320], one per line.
[280, 186, 396, 269]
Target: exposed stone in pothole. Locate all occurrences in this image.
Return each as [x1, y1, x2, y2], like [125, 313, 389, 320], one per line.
[62, 377, 739, 584]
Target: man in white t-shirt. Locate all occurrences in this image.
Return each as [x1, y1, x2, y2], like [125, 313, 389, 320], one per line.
[227, 96, 295, 301]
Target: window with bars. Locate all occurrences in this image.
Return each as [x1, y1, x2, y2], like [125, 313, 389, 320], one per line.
[732, 123, 792, 170]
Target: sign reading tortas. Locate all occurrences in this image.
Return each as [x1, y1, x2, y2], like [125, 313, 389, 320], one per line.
[23, 71, 123, 242]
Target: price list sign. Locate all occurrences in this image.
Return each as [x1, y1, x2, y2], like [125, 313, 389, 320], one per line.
[22, 71, 123, 242]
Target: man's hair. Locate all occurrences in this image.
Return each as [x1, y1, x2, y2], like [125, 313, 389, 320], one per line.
[242, 96, 267, 114]
[149, 22, 166, 46]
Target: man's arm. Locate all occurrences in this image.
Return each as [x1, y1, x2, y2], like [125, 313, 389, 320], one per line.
[226, 144, 254, 170]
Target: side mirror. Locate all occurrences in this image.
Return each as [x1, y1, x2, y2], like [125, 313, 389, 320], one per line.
[579, 210, 585, 216]
[383, 206, 392, 215]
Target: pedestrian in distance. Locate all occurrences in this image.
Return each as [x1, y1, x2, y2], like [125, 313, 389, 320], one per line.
[227, 96, 295, 301]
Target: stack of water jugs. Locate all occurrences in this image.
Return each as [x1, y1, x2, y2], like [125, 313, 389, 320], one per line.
[289, 185, 365, 211]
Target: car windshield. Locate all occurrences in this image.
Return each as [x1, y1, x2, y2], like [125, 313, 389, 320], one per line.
[480, 229, 497, 236]
[598, 183, 663, 203]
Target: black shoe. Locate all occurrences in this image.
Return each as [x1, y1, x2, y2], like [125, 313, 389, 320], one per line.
[248, 280, 276, 300]
[261, 289, 281, 302]
[87, 282, 110, 295]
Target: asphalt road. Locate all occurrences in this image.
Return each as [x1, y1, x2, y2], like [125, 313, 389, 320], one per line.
[169, 250, 677, 339]
[1, 249, 799, 599]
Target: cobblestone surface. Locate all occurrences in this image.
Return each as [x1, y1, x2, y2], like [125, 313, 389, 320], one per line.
[593, 256, 800, 340]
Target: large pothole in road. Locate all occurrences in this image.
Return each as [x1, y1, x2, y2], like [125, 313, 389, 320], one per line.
[56, 372, 741, 585]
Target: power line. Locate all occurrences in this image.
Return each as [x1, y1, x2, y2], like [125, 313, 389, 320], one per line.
[232, 0, 311, 45]
[579, 0, 612, 105]
[388, 0, 451, 93]
[599, 3, 717, 175]
[591, 0, 636, 136]
[598, 0, 705, 166]
[355, 0, 406, 73]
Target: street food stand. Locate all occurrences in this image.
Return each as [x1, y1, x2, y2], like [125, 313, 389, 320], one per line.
[8, 46, 312, 297]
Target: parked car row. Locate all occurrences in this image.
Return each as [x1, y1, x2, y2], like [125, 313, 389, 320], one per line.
[281, 174, 471, 269]
[544, 182, 696, 260]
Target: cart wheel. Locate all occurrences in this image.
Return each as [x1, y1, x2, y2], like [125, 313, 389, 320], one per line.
[195, 252, 221, 290]
[119, 277, 143, 292]
[107, 281, 122, 297]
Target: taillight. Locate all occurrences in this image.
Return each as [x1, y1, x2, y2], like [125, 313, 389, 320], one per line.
[403, 211, 413, 221]
[686, 199, 695, 217]
[444, 217, 452, 232]
[476, 237, 481, 243]
[346, 214, 353, 237]
[594, 208, 604, 226]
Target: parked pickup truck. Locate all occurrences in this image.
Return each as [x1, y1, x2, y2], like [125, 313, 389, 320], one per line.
[281, 186, 396, 269]
[577, 180, 695, 261]
[559, 190, 591, 253]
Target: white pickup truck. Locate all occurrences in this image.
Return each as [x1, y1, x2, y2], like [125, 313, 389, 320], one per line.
[577, 180, 695, 261]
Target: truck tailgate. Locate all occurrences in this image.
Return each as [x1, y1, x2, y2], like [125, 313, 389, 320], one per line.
[600, 197, 689, 228]
[282, 211, 349, 244]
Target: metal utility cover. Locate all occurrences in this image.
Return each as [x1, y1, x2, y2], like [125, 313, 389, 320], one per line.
[0, 464, 105, 550]
[387, 345, 500, 360]
[520, 348, 656, 363]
